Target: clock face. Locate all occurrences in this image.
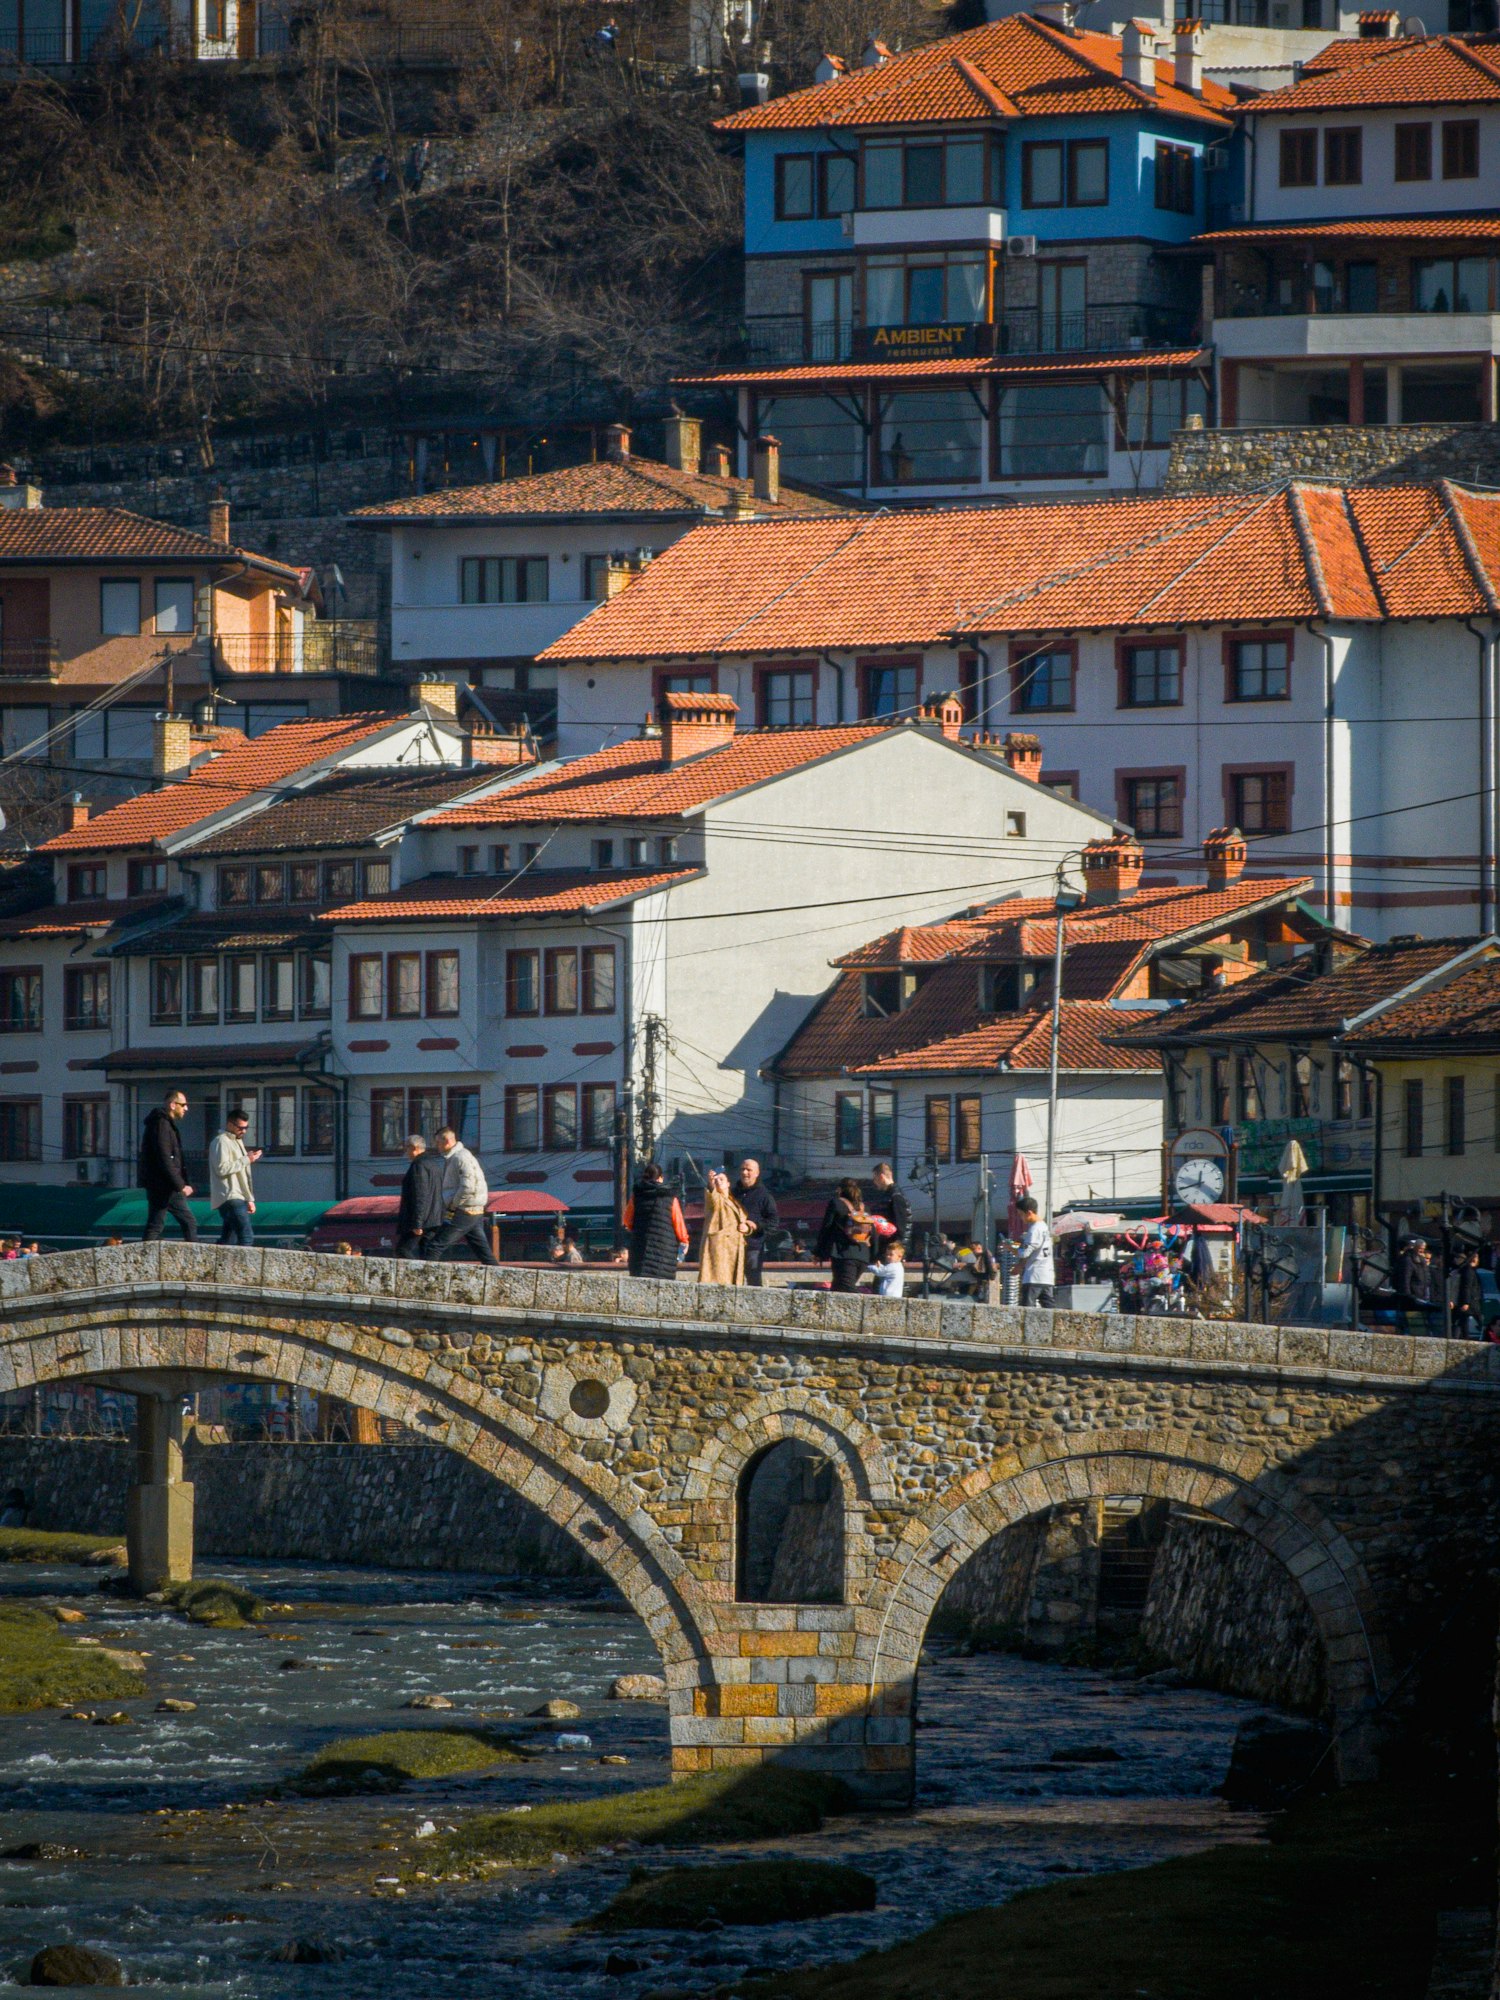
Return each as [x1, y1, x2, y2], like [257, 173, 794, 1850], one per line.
[1174, 1156, 1226, 1203]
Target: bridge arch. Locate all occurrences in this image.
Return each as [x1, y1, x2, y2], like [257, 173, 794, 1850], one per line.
[869, 1428, 1392, 1782]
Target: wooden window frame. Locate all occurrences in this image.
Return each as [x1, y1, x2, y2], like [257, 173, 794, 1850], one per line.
[869, 1086, 896, 1159]
[1442, 118, 1479, 180]
[1021, 138, 1064, 208]
[223, 952, 258, 1025]
[300, 951, 331, 1021]
[956, 1093, 982, 1163]
[1009, 638, 1075, 715]
[128, 858, 167, 897]
[857, 654, 923, 720]
[263, 953, 296, 1022]
[187, 956, 219, 1025]
[1224, 762, 1294, 836]
[1324, 126, 1363, 187]
[66, 862, 106, 901]
[63, 1095, 109, 1159]
[1445, 1074, 1466, 1156]
[63, 965, 109, 1033]
[348, 953, 385, 1021]
[1403, 1077, 1424, 1158]
[1224, 629, 1294, 703]
[218, 864, 253, 907]
[650, 664, 717, 705]
[774, 151, 817, 222]
[150, 957, 183, 1026]
[387, 950, 423, 1019]
[1067, 138, 1108, 207]
[262, 1085, 298, 1156]
[0, 1097, 41, 1162]
[543, 1082, 579, 1151]
[754, 659, 818, 727]
[581, 945, 615, 1016]
[255, 862, 287, 905]
[506, 948, 540, 1018]
[426, 949, 460, 1018]
[543, 946, 579, 1017]
[1116, 765, 1187, 840]
[924, 1094, 953, 1164]
[505, 1082, 540, 1152]
[582, 1082, 617, 1150]
[99, 577, 141, 636]
[1153, 141, 1195, 214]
[1116, 635, 1184, 709]
[834, 1089, 865, 1157]
[369, 1086, 406, 1157]
[302, 1088, 336, 1157]
[1279, 128, 1318, 188]
[1394, 121, 1432, 182]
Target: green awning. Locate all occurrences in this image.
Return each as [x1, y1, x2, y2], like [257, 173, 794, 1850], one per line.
[0, 1185, 331, 1246]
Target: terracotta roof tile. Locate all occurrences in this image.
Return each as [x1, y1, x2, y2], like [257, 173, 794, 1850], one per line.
[1198, 214, 1500, 245]
[323, 866, 699, 922]
[41, 714, 412, 853]
[1245, 32, 1500, 109]
[677, 351, 1208, 388]
[0, 505, 299, 578]
[183, 768, 503, 857]
[854, 1001, 1161, 1075]
[423, 726, 887, 826]
[716, 15, 1233, 131]
[1341, 951, 1500, 1049]
[540, 484, 1500, 662]
[350, 455, 841, 522]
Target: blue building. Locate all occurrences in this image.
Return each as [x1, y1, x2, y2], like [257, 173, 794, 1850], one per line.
[687, 11, 1234, 499]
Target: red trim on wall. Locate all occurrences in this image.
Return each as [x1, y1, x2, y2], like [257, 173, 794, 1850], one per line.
[1222, 760, 1295, 835]
[1115, 633, 1185, 711]
[1114, 764, 1188, 840]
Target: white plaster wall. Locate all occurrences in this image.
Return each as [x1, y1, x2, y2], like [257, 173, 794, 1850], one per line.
[1252, 107, 1500, 224]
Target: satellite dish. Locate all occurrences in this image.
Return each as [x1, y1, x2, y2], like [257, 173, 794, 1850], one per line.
[1403, 15, 1427, 35]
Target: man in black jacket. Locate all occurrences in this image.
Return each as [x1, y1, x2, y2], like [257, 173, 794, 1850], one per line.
[395, 1135, 446, 1259]
[138, 1089, 197, 1242]
[869, 1162, 911, 1253]
[735, 1158, 779, 1287]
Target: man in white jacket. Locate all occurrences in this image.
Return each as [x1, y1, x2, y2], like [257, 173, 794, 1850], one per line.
[428, 1125, 498, 1265]
[209, 1108, 262, 1247]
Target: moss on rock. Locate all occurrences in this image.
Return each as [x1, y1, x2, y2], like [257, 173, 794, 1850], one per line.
[162, 1578, 264, 1628]
[587, 1858, 877, 1932]
[293, 1727, 533, 1794]
[0, 1604, 145, 1712]
[0, 1527, 125, 1565]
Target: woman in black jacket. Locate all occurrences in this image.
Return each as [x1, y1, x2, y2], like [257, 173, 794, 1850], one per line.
[624, 1164, 688, 1279]
[817, 1178, 874, 1293]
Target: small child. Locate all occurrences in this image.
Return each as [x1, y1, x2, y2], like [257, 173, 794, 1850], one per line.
[874, 1239, 905, 1299]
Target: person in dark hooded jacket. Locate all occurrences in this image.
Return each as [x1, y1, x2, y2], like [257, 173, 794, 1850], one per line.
[395, 1135, 447, 1259]
[624, 1163, 688, 1278]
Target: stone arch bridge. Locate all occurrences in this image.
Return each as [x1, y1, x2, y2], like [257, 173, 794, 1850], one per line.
[6, 1244, 1500, 1802]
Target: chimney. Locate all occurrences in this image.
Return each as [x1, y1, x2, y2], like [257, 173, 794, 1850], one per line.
[467, 724, 536, 769]
[814, 51, 846, 81]
[1002, 730, 1043, 784]
[1204, 824, 1248, 888]
[65, 794, 90, 830]
[1081, 833, 1144, 905]
[1120, 18, 1156, 90]
[413, 677, 460, 719]
[604, 423, 631, 462]
[752, 434, 781, 507]
[1033, 1, 1079, 32]
[153, 714, 194, 781]
[709, 443, 732, 479]
[0, 464, 42, 510]
[208, 492, 231, 545]
[859, 35, 889, 65]
[1173, 19, 1203, 95]
[663, 414, 702, 474]
[919, 691, 964, 742]
[604, 558, 640, 598]
[658, 690, 738, 765]
[1357, 8, 1399, 33]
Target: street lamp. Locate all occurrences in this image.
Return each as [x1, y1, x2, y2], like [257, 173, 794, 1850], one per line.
[1043, 857, 1086, 1225]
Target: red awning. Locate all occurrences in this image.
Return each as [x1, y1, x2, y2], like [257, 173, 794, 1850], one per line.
[319, 1191, 568, 1220]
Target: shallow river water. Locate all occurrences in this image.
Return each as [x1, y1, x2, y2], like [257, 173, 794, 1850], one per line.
[0, 1562, 1270, 1996]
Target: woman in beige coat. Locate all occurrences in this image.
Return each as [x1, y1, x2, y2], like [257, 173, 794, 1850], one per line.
[699, 1170, 749, 1285]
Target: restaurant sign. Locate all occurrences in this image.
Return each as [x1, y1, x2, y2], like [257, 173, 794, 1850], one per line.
[851, 322, 992, 363]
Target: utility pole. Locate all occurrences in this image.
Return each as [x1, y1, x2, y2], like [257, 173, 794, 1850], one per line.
[638, 1013, 664, 1164]
[1044, 860, 1084, 1223]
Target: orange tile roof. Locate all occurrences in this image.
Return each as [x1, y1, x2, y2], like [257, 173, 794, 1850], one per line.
[349, 454, 841, 522]
[716, 14, 1233, 132]
[538, 483, 1500, 661]
[0, 506, 301, 579]
[423, 725, 888, 826]
[1245, 32, 1500, 110]
[676, 351, 1208, 388]
[41, 714, 411, 853]
[1340, 950, 1500, 1050]
[323, 866, 700, 922]
[858, 1000, 1162, 1075]
[1199, 215, 1500, 244]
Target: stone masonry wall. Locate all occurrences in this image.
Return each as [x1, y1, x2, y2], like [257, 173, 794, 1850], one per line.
[1166, 422, 1500, 496]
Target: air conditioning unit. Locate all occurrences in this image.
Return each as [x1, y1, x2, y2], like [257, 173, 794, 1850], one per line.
[75, 1157, 109, 1185]
[1005, 235, 1038, 258]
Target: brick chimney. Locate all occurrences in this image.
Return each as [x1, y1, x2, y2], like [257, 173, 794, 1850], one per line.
[208, 492, 231, 545]
[1120, 18, 1156, 91]
[604, 424, 631, 463]
[664, 415, 702, 474]
[919, 691, 964, 742]
[1081, 833, 1144, 905]
[414, 677, 460, 719]
[0, 464, 41, 511]
[1204, 825, 1248, 887]
[709, 443, 732, 479]
[65, 794, 90, 830]
[1002, 730, 1043, 783]
[659, 690, 738, 765]
[153, 714, 194, 780]
[753, 435, 780, 507]
[1173, 18, 1203, 95]
[1357, 8, 1399, 33]
[467, 725, 536, 769]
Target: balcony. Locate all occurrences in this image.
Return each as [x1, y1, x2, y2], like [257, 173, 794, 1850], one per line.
[739, 304, 1200, 371]
[847, 206, 1008, 251]
[388, 600, 594, 665]
[1214, 310, 1500, 362]
[215, 622, 380, 677]
[0, 641, 58, 680]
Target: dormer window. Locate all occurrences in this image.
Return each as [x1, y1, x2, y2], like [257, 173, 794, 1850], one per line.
[980, 962, 1045, 1012]
[67, 863, 105, 901]
[861, 967, 932, 1019]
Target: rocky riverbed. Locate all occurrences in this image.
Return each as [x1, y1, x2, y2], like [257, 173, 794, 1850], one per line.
[0, 1561, 1273, 1996]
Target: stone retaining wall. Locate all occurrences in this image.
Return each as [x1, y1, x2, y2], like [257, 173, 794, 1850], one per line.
[1166, 421, 1500, 495]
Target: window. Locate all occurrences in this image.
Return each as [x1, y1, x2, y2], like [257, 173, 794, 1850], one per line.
[1022, 140, 1062, 206]
[869, 1088, 895, 1157]
[1394, 122, 1431, 181]
[1443, 118, 1479, 179]
[925, 1095, 952, 1163]
[1006, 811, 1026, 838]
[64, 966, 109, 1031]
[129, 859, 167, 897]
[759, 668, 815, 726]
[582, 946, 615, 1015]
[224, 955, 257, 1023]
[1446, 1075, 1466, 1155]
[505, 1083, 540, 1151]
[543, 1084, 578, 1151]
[388, 952, 422, 1017]
[863, 971, 901, 1019]
[1292, 1053, 1315, 1119]
[1229, 634, 1291, 702]
[861, 659, 920, 718]
[63, 1097, 107, 1158]
[219, 866, 253, 907]
[956, 1094, 981, 1162]
[459, 846, 480, 876]
[446, 1086, 479, 1145]
[151, 958, 182, 1025]
[256, 864, 286, 904]
[264, 955, 295, 1021]
[835, 1091, 864, 1156]
[820, 151, 857, 216]
[289, 863, 320, 904]
[0, 967, 41, 1033]
[1414, 257, 1490, 313]
[99, 579, 141, 636]
[1230, 769, 1290, 835]
[1324, 127, 1362, 185]
[1343, 260, 1378, 312]
[998, 381, 1108, 478]
[66, 863, 105, 901]
[862, 135, 999, 209]
[364, 859, 391, 897]
[370, 1088, 406, 1156]
[1403, 1078, 1424, 1158]
[982, 963, 1041, 1011]
[153, 578, 195, 634]
[866, 253, 987, 329]
[1067, 138, 1107, 205]
[301, 953, 331, 1019]
[659, 835, 679, 865]
[1279, 128, 1318, 187]
[544, 948, 578, 1015]
[1335, 1056, 1355, 1120]
[488, 845, 510, 874]
[506, 949, 539, 1016]
[1237, 1053, 1261, 1123]
[875, 387, 985, 483]
[1124, 775, 1182, 839]
[626, 837, 649, 866]
[591, 839, 615, 870]
[427, 951, 459, 1017]
[582, 1083, 617, 1149]
[1121, 640, 1181, 707]
[1119, 375, 1208, 450]
[0, 1100, 40, 1161]
[459, 556, 547, 604]
[188, 957, 219, 1022]
[324, 861, 357, 902]
[1211, 1055, 1233, 1127]
[1011, 643, 1073, 713]
[1154, 142, 1195, 214]
[263, 1086, 297, 1155]
[227, 1087, 260, 1146]
[775, 153, 815, 220]
[522, 843, 542, 864]
[409, 1086, 444, 1140]
[349, 954, 384, 1020]
[303, 1090, 335, 1156]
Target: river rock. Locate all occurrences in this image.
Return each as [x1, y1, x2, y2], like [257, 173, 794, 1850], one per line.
[94, 1650, 147, 1674]
[2, 1843, 87, 1861]
[1220, 1714, 1330, 1808]
[92, 1713, 132, 1728]
[609, 1674, 667, 1702]
[52, 1608, 87, 1625]
[599, 1754, 630, 1766]
[156, 1699, 197, 1714]
[271, 1938, 344, 1964]
[404, 1694, 452, 1710]
[530, 1699, 581, 1721]
[278, 1659, 308, 1672]
[83, 1547, 127, 1567]
[27, 1943, 125, 1985]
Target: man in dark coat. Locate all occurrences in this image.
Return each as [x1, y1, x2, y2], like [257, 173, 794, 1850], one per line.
[395, 1135, 446, 1259]
[138, 1089, 197, 1242]
[869, 1162, 912, 1256]
[735, 1158, 779, 1287]
[624, 1164, 687, 1278]
[1451, 1248, 1485, 1339]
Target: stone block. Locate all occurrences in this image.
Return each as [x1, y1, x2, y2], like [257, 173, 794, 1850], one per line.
[96, 1242, 160, 1292]
[865, 1745, 915, 1774]
[795, 1606, 856, 1631]
[674, 1716, 749, 1747]
[671, 1745, 712, 1773]
[1020, 1308, 1055, 1346]
[865, 1716, 913, 1745]
[709, 1747, 766, 1769]
[973, 1304, 1023, 1345]
[484, 1267, 537, 1310]
[1134, 1316, 1192, 1358]
[25, 1249, 93, 1295]
[902, 1299, 942, 1342]
[444, 1266, 491, 1308]
[1188, 1320, 1230, 1361]
[730, 1286, 793, 1326]
[744, 1715, 798, 1746]
[740, 1630, 820, 1657]
[1222, 1322, 1278, 1366]
[860, 1296, 906, 1340]
[1277, 1327, 1330, 1369]
[813, 1682, 872, 1718]
[211, 1247, 265, 1291]
[1366, 1332, 1414, 1376]
[1327, 1331, 1375, 1374]
[939, 1301, 976, 1345]
[157, 1243, 220, 1288]
[777, 1682, 817, 1717]
[565, 1273, 623, 1318]
[391, 1262, 454, 1305]
[711, 1684, 780, 1718]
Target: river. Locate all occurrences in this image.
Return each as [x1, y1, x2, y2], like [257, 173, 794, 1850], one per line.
[0, 1561, 1270, 1996]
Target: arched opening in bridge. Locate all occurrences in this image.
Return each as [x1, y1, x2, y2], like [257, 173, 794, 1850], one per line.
[736, 1439, 844, 1604]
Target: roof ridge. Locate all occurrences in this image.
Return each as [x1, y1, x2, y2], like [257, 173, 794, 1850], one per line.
[1437, 477, 1500, 616]
[1440, 31, 1500, 85]
[1285, 482, 1335, 619]
[1334, 486, 1389, 620]
[949, 51, 1018, 117]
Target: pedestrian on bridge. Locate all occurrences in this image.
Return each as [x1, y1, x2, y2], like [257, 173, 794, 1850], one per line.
[427, 1126, 498, 1265]
[209, 1107, 261, 1246]
[817, 1179, 875, 1294]
[395, 1135, 446, 1260]
[734, 1158, 779, 1287]
[624, 1163, 688, 1278]
[138, 1089, 198, 1242]
[1011, 1195, 1055, 1308]
[699, 1170, 749, 1286]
